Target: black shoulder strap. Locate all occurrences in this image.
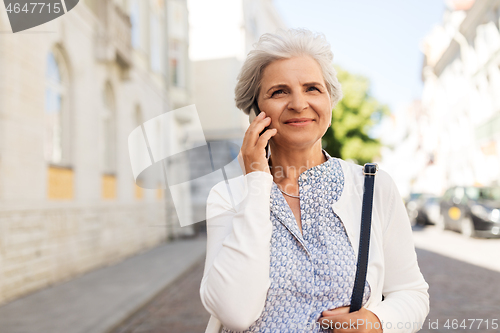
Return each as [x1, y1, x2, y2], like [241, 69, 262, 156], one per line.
[350, 163, 378, 313]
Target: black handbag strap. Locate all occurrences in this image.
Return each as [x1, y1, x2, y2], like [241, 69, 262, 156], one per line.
[350, 163, 378, 313]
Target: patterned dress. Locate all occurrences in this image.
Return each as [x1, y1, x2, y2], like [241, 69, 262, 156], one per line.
[222, 149, 371, 333]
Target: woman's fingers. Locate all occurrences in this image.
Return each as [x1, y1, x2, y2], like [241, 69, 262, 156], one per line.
[240, 111, 276, 175]
[241, 111, 267, 150]
[321, 306, 350, 317]
[318, 307, 383, 333]
[256, 127, 277, 149]
[249, 115, 271, 146]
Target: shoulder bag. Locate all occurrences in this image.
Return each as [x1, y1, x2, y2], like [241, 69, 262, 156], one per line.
[350, 163, 378, 312]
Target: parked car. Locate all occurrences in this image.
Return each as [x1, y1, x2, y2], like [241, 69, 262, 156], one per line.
[405, 193, 440, 226]
[418, 195, 440, 225]
[437, 186, 500, 238]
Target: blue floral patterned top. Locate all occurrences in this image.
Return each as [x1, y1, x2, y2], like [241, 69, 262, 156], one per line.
[222, 149, 371, 333]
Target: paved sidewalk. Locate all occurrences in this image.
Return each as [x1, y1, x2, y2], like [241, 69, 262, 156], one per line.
[0, 236, 207, 333]
[112, 256, 210, 333]
[412, 225, 500, 272]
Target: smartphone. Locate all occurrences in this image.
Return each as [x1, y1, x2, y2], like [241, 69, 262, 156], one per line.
[249, 101, 270, 158]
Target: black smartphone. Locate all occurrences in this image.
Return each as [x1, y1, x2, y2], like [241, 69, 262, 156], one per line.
[251, 101, 270, 158]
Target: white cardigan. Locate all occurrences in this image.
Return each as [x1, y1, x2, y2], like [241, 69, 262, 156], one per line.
[200, 156, 429, 333]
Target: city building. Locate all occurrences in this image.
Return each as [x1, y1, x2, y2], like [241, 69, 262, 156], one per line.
[387, 0, 500, 196]
[0, 0, 193, 306]
[186, 0, 287, 227]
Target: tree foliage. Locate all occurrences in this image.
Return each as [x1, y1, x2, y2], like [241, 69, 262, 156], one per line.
[322, 67, 390, 165]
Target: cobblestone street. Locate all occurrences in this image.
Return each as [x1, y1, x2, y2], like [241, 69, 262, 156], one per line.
[113, 227, 500, 333]
[416, 248, 500, 333]
[414, 226, 500, 333]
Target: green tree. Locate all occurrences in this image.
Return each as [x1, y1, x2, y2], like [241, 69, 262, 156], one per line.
[322, 67, 390, 165]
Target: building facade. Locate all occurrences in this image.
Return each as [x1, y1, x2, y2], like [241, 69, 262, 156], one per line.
[0, 0, 193, 305]
[392, 0, 500, 196]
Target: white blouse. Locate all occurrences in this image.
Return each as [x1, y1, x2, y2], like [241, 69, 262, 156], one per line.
[200, 153, 429, 333]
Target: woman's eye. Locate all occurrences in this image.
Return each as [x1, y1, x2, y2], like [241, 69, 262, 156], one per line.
[271, 89, 285, 96]
[307, 86, 320, 92]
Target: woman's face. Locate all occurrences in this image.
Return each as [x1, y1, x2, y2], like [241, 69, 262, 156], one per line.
[257, 55, 332, 151]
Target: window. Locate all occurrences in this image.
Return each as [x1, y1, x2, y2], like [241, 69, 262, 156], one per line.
[130, 0, 141, 49]
[170, 39, 184, 87]
[150, 13, 161, 72]
[45, 51, 68, 165]
[443, 188, 454, 202]
[101, 83, 117, 199]
[149, 0, 164, 73]
[453, 187, 465, 204]
[102, 82, 116, 174]
[45, 47, 73, 200]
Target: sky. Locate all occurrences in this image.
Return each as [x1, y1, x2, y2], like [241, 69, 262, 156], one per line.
[273, 0, 446, 114]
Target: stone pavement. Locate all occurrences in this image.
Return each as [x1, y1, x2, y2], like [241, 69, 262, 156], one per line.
[411, 226, 500, 332]
[0, 235, 207, 333]
[416, 248, 500, 333]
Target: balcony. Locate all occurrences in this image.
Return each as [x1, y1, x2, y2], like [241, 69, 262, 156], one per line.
[94, 0, 133, 72]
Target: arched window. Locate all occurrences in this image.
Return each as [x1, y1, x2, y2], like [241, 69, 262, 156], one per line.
[45, 47, 73, 200]
[101, 82, 117, 199]
[45, 50, 69, 165]
[102, 82, 116, 173]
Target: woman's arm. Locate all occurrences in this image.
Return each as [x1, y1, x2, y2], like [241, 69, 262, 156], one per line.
[367, 171, 430, 333]
[200, 171, 274, 332]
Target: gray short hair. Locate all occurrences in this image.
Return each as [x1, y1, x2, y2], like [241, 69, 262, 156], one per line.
[235, 28, 343, 115]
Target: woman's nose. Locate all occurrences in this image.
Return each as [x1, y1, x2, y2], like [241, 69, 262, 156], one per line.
[287, 91, 308, 111]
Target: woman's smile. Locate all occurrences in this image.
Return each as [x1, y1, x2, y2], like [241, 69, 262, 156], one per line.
[285, 119, 314, 127]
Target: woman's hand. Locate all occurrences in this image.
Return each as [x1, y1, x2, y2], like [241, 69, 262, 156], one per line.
[317, 306, 383, 332]
[240, 111, 277, 175]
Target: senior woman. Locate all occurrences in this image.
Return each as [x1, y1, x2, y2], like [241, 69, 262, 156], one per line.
[200, 28, 429, 333]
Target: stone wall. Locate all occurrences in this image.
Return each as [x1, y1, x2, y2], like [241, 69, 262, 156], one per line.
[0, 202, 166, 305]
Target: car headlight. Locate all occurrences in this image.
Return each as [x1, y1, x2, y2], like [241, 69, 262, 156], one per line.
[471, 205, 500, 222]
[491, 209, 500, 223]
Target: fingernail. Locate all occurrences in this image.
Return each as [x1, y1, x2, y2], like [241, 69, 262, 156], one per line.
[260, 111, 266, 117]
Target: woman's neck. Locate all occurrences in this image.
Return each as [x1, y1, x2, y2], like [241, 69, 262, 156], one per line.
[269, 143, 326, 184]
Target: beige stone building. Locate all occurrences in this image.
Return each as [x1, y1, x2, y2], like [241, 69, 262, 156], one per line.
[383, 0, 500, 196]
[420, 0, 500, 190]
[0, 0, 193, 306]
